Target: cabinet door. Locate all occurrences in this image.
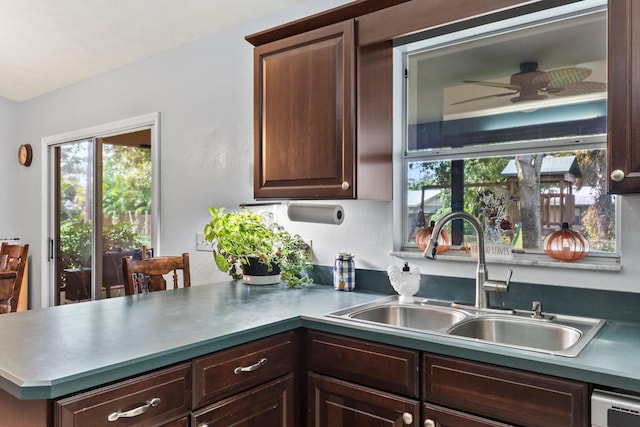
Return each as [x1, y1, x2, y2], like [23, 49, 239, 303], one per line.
[608, 0, 640, 193]
[192, 374, 295, 427]
[307, 373, 419, 427]
[424, 354, 589, 427]
[424, 403, 514, 427]
[254, 20, 355, 199]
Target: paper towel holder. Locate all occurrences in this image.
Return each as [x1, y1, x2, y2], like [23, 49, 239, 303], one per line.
[287, 202, 344, 225]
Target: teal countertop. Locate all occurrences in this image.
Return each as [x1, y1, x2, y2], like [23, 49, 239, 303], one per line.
[1, 281, 639, 400]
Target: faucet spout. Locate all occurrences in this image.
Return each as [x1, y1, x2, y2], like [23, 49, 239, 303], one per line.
[424, 211, 490, 310]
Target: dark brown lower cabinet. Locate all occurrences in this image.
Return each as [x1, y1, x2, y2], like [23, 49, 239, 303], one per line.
[53, 331, 298, 427]
[306, 331, 590, 427]
[424, 403, 513, 427]
[424, 354, 590, 427]
[163, 417, 189, 427]
[192, 374, 295, 427]
[4, 329, 594, 427]
[307, 372, 420, 427]
[55, 363, 192, 427]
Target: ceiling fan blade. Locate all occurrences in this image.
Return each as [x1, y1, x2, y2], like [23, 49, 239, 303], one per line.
[451, 91, 516, 105]
[546, 81, 607, 97]
[533, 67, 592, 89]
[462, 80, 521, 91]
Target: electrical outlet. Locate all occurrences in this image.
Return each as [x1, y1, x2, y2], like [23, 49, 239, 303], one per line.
[196, 233, 213, 251]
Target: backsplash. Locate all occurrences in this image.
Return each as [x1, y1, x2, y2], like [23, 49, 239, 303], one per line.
[309, 265, 640, 323]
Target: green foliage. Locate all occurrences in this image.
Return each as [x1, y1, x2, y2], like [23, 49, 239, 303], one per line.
[102, 145, 152, 221]
[58, 141, 152, 269]
[59, 218, 141, 267]
[103, 222, 142, 251]
[410, 158, 512, 236]
[59, 216, 92, 267]
[204, 207, 312, 288]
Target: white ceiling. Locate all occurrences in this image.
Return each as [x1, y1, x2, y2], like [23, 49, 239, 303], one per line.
[0, 0, 307, 102]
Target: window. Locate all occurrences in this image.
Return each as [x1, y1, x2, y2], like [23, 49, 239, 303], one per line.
[398, 1, 615, 261]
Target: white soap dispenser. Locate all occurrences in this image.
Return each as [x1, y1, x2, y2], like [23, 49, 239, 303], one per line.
[387, 262, 421, 303]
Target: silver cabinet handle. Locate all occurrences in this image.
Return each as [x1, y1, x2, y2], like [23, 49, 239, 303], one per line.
[402, 412, 413, 424]
[234, 357, 267, 374]
[424, 419, 436, 427]
[611, 169, 626, 182]
[107, 397, 160, 421]
[341, 181, 350, 190]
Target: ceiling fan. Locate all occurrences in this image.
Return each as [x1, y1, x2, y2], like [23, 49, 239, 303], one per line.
[452, 62, 606, 105]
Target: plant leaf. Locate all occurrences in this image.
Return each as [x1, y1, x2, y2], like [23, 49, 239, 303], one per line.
[214, 251, 229, 272]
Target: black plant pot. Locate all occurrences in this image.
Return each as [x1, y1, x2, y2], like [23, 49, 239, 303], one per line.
[241, 257, 281, 285]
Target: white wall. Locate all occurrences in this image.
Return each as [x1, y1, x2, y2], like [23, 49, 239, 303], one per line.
[13, 0, 640, 309]
[0, 96, 19, 237]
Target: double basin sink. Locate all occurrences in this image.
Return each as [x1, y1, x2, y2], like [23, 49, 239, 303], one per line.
[328, 296, 605, 357]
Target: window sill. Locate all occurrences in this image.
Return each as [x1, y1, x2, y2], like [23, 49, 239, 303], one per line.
[391, 250, 621, 272]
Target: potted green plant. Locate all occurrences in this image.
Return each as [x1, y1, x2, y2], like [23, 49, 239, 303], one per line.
[203, 207, 312, 287]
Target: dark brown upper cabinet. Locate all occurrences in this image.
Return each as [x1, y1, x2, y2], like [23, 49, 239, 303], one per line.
[252, 20, 356, 200]
[247, 0, 402, 200]
[248, 0, 640, 197]
[607, 0, 640, 193]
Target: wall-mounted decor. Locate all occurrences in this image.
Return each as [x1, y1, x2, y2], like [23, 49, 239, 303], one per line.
[18, 144, 32, 167]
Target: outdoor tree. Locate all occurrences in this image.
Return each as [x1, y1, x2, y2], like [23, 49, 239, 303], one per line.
[515, 154, 543, 249]
[575, 150, 615, 250]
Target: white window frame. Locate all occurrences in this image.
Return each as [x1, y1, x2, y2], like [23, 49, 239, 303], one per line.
[40, 113, 160, 307]
[391, 0, 620, 271]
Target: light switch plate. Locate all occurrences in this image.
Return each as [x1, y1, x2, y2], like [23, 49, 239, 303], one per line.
[196, 233, 213, 251]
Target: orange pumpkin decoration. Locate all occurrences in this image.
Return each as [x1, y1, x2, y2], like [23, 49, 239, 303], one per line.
[416, 221, 451, 254]
[543, 222, 589, 262]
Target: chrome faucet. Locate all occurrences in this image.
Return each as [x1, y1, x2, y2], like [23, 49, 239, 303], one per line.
[424, 211, 512, 310]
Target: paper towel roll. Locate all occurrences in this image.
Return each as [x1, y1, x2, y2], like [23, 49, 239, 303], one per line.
[287, 203, 344, 225]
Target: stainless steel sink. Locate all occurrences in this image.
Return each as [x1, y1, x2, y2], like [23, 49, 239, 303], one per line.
[328, 296, 605, 357]
[447, 316, 590, 355]
[349, 304, 467, 331]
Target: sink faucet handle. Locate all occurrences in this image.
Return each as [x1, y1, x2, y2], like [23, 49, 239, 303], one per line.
[505, 269, 513, 285]
[532, 300, 543, 318]
[483, 269, 512, 293]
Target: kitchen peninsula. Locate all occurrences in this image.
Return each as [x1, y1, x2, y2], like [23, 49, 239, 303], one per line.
[1, 281, 640, 426]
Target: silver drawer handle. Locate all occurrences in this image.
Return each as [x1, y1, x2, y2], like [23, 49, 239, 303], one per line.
[234, 357, 267, 374]
[107, 397, 161, 422]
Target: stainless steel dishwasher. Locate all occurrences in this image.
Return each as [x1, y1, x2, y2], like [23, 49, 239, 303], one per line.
[592, 389, 640, 426]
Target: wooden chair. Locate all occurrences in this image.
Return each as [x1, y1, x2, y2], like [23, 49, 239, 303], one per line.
[122, 253, 190, 295]
[0, 243, 29, 313]
[102, 246, 153, 298]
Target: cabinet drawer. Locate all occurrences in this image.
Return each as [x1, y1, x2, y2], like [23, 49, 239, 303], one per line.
[55, 363, 191, 427]
[424, 354, 589, 427]
[307, 331, 419, 398]
[424, 403, 514, 427]
[192, 374, 295, 427]
[193, 331, 297, 408]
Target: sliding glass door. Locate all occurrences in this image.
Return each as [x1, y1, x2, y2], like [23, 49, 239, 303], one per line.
[53, 130, 152, 305]
[54, 139, 93, 304]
